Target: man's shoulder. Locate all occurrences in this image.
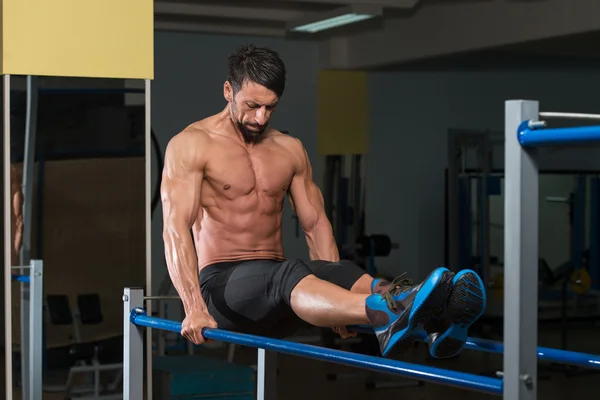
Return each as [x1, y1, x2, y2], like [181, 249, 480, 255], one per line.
[270, 130, 305, 153]
[170, 120, 212, 147]
[268, 132, 309, 173]
[165, 121, 216, 169]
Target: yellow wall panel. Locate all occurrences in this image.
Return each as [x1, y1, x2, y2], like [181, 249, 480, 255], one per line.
[2, 0, 153, 79]
[317, 70, 369, 155]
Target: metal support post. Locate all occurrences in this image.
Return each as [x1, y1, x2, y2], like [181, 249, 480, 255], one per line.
[478, 135, 492, 288]
[4, 74, 14, 400]
[144, 78, 153, 400]
[257, 349, 278, 400]
[446, 131, 460, 272]
[572, 175, 586, 271]
[29, 260, 43, 400]
[20, 75, 39, 400]
[123, 288, 145, 400]
[504, 100, 540, 400]
[590, 178, 600, 290]
[21, 264, 31, 399]
[21, 75, 39, 265]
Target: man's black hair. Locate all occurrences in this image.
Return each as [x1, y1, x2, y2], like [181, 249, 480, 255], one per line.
[227, 44, 287, 98]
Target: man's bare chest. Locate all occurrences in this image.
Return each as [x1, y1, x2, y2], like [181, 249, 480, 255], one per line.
[204, 145, 295, 199]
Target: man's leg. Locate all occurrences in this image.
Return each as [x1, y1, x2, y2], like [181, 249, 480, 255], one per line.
[200, 260, 312, 338]
[284, 261, 454, 357]
[334, 262, 488, 359]
[289, 275, 371, 326]
[200, 259, 375, 338]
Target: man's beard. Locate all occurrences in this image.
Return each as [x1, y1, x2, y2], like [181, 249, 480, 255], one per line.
[236, 120, 266, 142]
[230, 102, 267, 142]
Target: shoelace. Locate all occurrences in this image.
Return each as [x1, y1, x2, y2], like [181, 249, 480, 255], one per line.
[383, 273, 414, 310]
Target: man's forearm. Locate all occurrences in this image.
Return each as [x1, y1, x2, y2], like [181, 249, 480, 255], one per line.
[306, 221, 339, 262]
[163, 227, 207, 315]
[14, 217, 23, 254]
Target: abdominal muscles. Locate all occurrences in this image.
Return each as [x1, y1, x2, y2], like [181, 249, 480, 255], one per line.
[193, 190, 286, 267]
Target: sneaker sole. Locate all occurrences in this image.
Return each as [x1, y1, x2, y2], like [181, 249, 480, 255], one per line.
[383, 269, 454, 357]
[429, 270, 486, 359]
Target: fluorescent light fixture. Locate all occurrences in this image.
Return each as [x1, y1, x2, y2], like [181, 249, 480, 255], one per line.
[288, 5, 382, 34]
[291, 13, 375, 33]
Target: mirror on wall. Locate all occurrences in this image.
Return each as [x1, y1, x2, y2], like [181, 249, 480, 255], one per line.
[3, 75, 146, 399]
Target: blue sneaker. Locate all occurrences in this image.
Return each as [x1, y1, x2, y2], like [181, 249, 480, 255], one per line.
[425, 269, 487, 359]
[365, 267, 453, 357]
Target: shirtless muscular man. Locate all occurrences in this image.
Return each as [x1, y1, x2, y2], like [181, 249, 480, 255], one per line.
[161, 44, 486, 359]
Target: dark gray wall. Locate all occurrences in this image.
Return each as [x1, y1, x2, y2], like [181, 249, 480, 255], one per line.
[150, 31, 320, 293]
[367, 68, 600, 280]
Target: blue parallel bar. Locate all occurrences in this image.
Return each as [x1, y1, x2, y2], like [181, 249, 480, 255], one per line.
[518, 121, 600, 147]
[129, 309, 503, 395]
[457, 335, 600, 370]
[11, 274, 30, 283]
[348, 326, 600, 369]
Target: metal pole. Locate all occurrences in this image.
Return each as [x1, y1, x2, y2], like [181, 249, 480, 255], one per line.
[21, 75, 38, 400]
[539, 111, 600, 121]
[21, 75, 38, 265]
[590, 178, 600, 291]
[257, 349, 277, 400]
[29, 260, 43, 400]
[144, 78, 153, 400]
[479, 134, 491, 288]
[4, 73, 14, 400]
[123, 288, 145, 400]
[504, 100, 539, 400]
[446, 130, 459, 272]
[21, 263, 31, 399]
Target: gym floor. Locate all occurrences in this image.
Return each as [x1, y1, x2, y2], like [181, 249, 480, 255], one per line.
[3, 325, 600, 399]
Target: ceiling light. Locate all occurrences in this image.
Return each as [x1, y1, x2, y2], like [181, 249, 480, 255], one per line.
[288, 5, 382, 34]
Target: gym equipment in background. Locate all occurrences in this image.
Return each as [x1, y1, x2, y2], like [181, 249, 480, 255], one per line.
[44, 293, 122, 399]
[320, 153, 408, 389]
[11, 259, 43, 400]
[446, 129, 495, 286]
[446, 128, 600, 324]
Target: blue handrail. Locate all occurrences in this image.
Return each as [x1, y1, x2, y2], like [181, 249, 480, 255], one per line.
[129, 308, 503, 395]
[11, 274, 30, 283]
[519, 121, 600, 147]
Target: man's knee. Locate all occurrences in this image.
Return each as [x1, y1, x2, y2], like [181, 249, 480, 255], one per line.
[274, 259, 313, 306]
[304, 259, 368, 291]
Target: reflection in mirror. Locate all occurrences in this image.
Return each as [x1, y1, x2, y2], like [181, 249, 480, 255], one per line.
[4, 74, 146, 399]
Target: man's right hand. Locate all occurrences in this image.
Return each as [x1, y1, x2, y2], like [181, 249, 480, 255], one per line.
[181, 311, 219, 345]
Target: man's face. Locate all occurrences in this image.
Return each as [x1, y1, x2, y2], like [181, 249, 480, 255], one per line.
[225, 80, 279, 141]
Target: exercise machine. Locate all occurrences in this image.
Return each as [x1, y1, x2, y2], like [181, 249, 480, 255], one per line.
[446, 128, 496, 285]
[44, 293, 122, 399]
[11, 259, 43, 400]
[446, 128, 600, 324]
[321, 154, 408, 389]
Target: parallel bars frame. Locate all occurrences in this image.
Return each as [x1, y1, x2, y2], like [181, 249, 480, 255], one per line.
[121, 99, 600, 400]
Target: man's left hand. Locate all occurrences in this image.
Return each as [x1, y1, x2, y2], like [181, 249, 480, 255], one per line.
[332, 325, 358, 339]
